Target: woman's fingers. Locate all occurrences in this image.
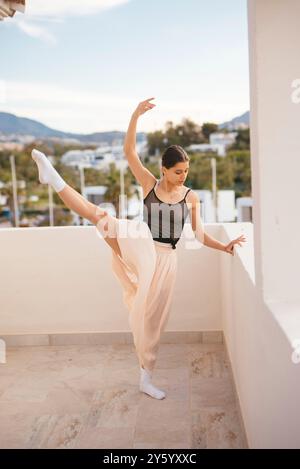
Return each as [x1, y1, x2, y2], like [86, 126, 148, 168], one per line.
[142, 98, 155, 107]
[225, 234, 247, 254]
[234, 235, 246, 245]
[228, 234, 247, 250]
[135, 98, 156, 116]
[138, 98, 156, 114]
[144, 98, 156, 106]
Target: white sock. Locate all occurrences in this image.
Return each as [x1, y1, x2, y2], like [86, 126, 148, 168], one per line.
[31, 149, 66, 193]
[139, 366, 166, 400]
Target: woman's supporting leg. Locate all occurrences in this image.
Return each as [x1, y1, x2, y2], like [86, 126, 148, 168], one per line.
[31, 149, 122, 257]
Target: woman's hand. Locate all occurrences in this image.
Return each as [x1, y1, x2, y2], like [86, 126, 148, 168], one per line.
[133, 97, 156, 118]
[224, 234, 247, 256]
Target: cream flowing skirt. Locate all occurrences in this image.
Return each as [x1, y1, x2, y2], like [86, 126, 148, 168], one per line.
[96, 214, 178, 372]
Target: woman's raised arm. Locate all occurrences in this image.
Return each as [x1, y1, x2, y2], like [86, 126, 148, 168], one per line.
[123, 98, 157, 192]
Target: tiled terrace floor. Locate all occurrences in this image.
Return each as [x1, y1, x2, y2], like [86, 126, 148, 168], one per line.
[0, 342, 247, 449]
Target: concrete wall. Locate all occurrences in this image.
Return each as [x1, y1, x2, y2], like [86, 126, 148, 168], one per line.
[228, 0, 300, 447]
[221, 220, 300, 449]
[0, 224, 223, 335]
[248, 0, 300, 303]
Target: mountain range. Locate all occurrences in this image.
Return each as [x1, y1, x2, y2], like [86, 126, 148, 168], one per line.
[0, 110, 249, 142]
[0, 112, 144, 145]
[219, 111, 249, 130]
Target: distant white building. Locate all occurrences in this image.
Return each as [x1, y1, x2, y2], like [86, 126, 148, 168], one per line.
[0, 194, 7, 206]
[186, 131, 238, 157]
[187, 143, 225, 157]
[209, 132, 238, 147]
[61, 140, 147, 171]
[127, 186, 143, 220]
[190, 190, 236, 223]
[217, 190, 236, 222]
[236, 197, 253, 222]
[192, 190, 214, 223]
[82, 184, 143, 223]
[83, 185, 107, 206]
[61, 148, 110, 169]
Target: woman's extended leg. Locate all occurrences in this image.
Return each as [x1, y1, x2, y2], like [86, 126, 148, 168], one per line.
[31, 149, 122, 257]
[56, 185, 122, 258]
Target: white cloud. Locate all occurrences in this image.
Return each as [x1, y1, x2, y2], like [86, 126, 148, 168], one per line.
[25, 0, 130, 18]
[15, 20, 57, 45]
[11, 0, 130, 44]
[5, 81, 132, 108]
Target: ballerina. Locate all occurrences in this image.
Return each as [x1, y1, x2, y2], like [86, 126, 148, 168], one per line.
[31, 97, 246, 400]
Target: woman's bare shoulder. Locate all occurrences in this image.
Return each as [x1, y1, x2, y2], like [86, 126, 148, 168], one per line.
[185, 188, 199, 203]
[142, 178, 158, 200]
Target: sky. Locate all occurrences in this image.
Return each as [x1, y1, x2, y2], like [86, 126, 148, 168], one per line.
[0, 0, 249, 134]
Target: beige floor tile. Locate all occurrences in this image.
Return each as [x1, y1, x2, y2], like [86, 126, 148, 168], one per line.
[0, 343, 246, 449]
[0, 411, 37, 449]
[155, 344, 188, 369]
[190, 377, 236, 409]
[1, 370, 61, 402]
[75, 426, 135, 449]
[134, 398, 191, 447]
[133, 441, 191, 449]
[37, 381, 93, 415]
[191, 405, 247, 449]
[26, 412, 86, 449]
[189, 350, 231, 379]
[83, 384, 140, 429]
[133, 423, 190, 448]
[151, 367, 190, 401]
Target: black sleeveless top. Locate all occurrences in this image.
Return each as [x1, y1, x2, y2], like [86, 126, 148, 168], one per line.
[143, 180, 191, 249]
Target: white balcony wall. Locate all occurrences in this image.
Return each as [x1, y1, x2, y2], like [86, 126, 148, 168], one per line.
[220, 0, 300, 448]
[248, 0, 300, 304]
[221, 222, 300, 449]
[0, 224, 224, 335]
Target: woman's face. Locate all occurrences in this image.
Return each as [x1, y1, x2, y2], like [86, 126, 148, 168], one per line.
[163, 161, 189, 186]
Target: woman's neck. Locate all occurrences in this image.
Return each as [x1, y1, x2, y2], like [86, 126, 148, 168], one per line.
[159, 177, 182, 194]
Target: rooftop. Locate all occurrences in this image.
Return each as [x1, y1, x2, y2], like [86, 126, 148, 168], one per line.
[0, 340, 247, 449]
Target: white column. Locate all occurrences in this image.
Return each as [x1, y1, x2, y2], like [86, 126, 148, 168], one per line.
[9, 154, 19, 227]
[248, 0, 300, 303]
[78, 164, 88, 225]
[119, 160, 127, 219]
[48, 185, 54, 227]
[210, 157, 217, 222]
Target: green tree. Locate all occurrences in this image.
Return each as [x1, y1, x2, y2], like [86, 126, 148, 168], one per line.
[229, 128, 250, 150]
[201, 122, 219, 142]
[146, 130, 165, 156]
[147, 117, 204, 155]
[186, 153, 215, 189]
[104, 163, 135, 218]
[226, 150, 251, 197]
